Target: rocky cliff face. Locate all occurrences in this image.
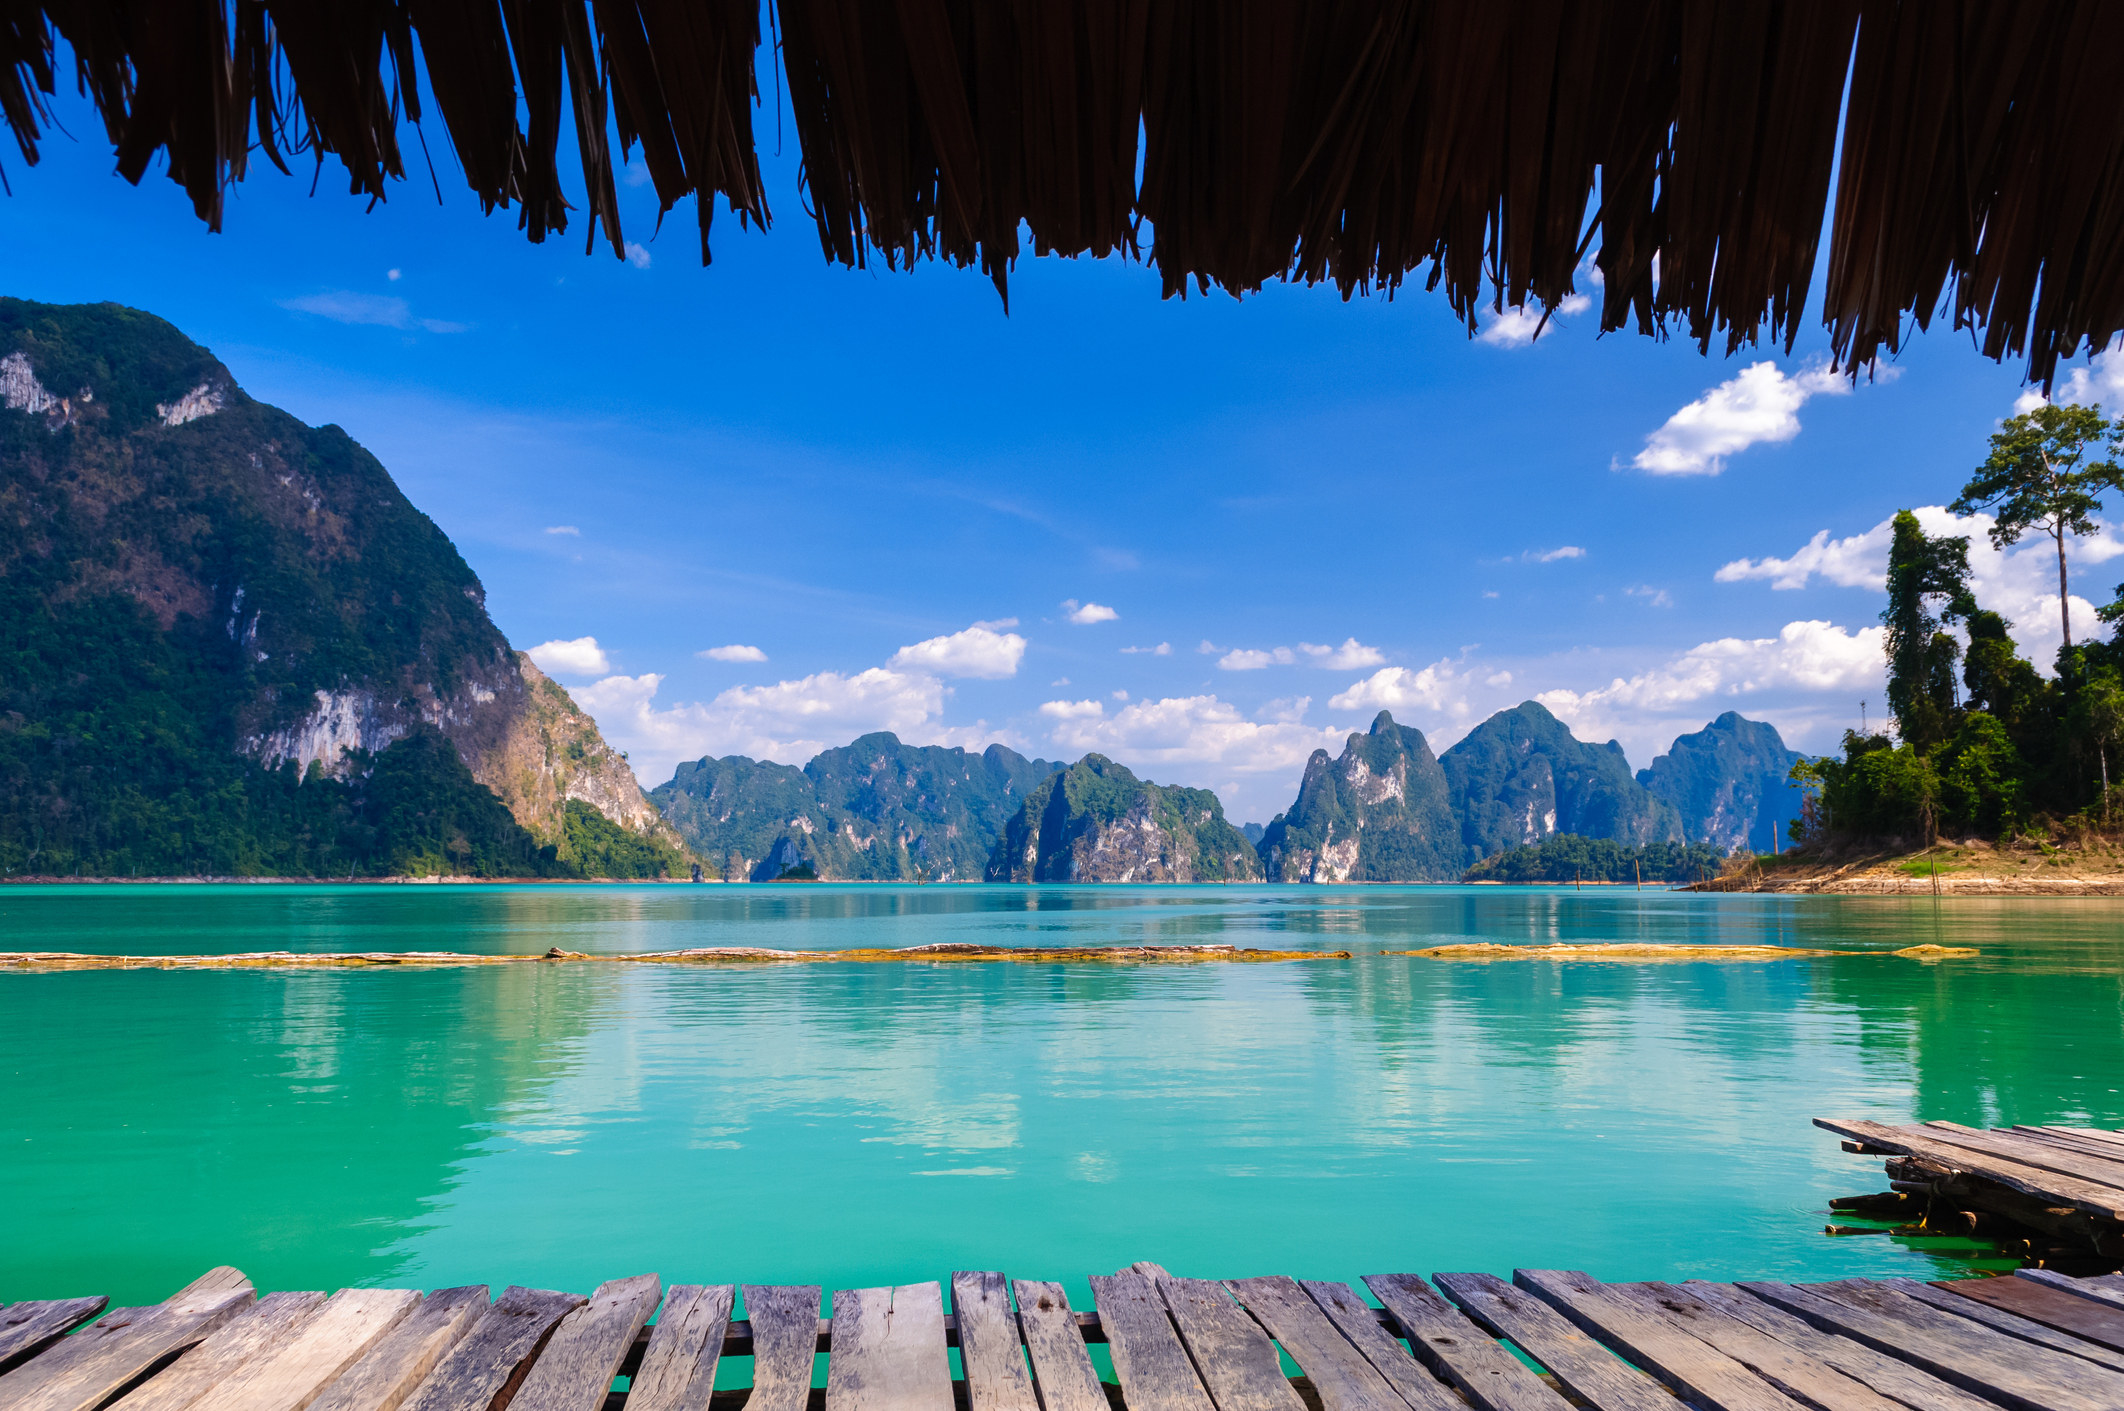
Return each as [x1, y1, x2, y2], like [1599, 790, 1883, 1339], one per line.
[1637, 711, 1807, 850]
[1257, 711, 1461, 881]
[1438, 701, 1683, 864]
[986, 754, 1262, 883]
[651, 733, 1060, 880]
[0, 297, 680, 874]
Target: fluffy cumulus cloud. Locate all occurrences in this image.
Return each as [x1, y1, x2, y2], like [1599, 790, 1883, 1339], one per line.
[1534, 620, 1886, 761]
[1300, 638, 1387, 669]
[1477, 291, 1592, 348]
[887, 623, 1027, 679]
[1121, 642, 1172, 656]
[528, 636, 611, 677]
[1631, 360, 1865, 475]
[1219, 646, 1295, 671]
[1329, 655, 1487, 728]
[1061, 599, 1119, 625]
[1524, 545, 1586, 563]
[2016, 349, 2124, 414]
[1717, 506, 2124, 665]
[699, 644, 768, 663]
[1036, 694, 1349, 822]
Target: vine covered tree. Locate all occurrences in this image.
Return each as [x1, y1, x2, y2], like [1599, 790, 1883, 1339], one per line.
[1952, 403, 2112, 648]
[1881, 511, 1974, 749]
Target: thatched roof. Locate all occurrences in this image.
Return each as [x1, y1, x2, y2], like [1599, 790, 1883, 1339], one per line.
[5, 2, 2120, 388]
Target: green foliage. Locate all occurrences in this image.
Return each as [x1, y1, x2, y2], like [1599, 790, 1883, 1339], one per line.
[1439, 701, 1683, 863]
[1258, 712, 1461, 881]
[1934, 713, 2025, 838]
[559, 799, 687, 877]
[1636, 711, 1809, 851]
[1463, 834, 1729, 884]
[1953, 402, 2113, 648]
[988, 754, 1262, 882]
[1881, 511, 1974, 749]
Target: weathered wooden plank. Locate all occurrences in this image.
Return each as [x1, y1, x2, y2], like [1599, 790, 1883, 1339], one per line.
[1739, 1278, 2124, 1411]
[1939, 1276, 2124, 1353]
[0, 1300, 109, 1374]
[2005, 1128, 2124, 1167]
[1009, 1282, 1107, 1411]
[626, 1285, 733, 1411]
[210, 1287, 421, 1411]
[1432, 1272, 1669, 1411]
[0, 1267, 256, 1411]
[949, 1274, 1035, 1411]
[509, 1275, 660, 1411]
[1220, 1278, 1409, 1411]
[108, 1291, 327, 1411]
[825, 1283, 951, 1411]
[2047, 1127, 2124, 1150]
[1088, 1271, 1214, 1411]
[1511, 1271, 1802, 1411]
[1813, 1118, 2124, 1219]
[1679, 1282, 1998, 1411]
[1918, 1122, 2124, 1194]
[1613, 1282, 1906, 1411]
[399, 1286, 586, 1411]
[1875, 1279, 2124, 1372]
[1296, 1282, 1471, 1411]
[1356, 1275, 1569, 1411]
[741, 1286, 824, 1411]
[2017, 1270, 2124, 1311]
[1154, 1278, 1305, 1411]
[308, 1287, 488, 1411]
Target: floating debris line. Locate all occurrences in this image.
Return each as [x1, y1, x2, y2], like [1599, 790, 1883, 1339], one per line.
[0, 943, 1978, 972]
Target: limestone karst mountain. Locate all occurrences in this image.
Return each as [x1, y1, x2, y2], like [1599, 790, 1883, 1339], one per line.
[1437, 701, 1685, 866]
[985, 754, 1262, 883]
[0, 297, 684, 877]
[1638, 711, 1809, 851]
[1256, 711, 1461, 881]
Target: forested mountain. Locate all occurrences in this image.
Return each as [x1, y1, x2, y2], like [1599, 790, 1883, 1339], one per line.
[650, 733, 1061, 880]
[1256, 711, 1461, 881]
[985, 754, 1261, 882]
[1437, 701, 1684, 864]
[1638, 712, 1807, 850]
[0, 298, 685, 878]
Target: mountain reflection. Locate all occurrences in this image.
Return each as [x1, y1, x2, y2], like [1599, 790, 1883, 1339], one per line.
[2, 886, 2120, 1307]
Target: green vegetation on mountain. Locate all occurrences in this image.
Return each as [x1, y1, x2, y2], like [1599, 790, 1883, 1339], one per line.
[1464, 835, 1729, 884]
[1438, 701, 1683, 865]
[1791, 405, 2124, 850]
[0, 297, 679, 878]
[986, 754, 1261, 882]
[1637, 712, 1808, 851]
[650, 733, 1061, 880]
[1257, 711, 1460, 880]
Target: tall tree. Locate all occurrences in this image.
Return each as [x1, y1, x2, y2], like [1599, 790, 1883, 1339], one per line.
[1952, 403, 2113, 648]
[1881, 510, 1974, 749]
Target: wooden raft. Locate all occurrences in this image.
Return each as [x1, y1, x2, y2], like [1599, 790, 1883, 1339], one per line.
[10, 1263, 2124, 1411]
[1818, 1118, 2124, 1264]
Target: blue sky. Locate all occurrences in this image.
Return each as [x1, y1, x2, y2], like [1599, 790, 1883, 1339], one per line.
[7, 82, 2121, 823]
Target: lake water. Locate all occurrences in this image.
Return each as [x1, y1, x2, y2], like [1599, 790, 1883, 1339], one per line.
[4, 883, 2121, 1321]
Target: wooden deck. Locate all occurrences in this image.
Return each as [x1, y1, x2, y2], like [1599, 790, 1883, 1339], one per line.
[8, 1263, 2124, 1411]
[1817, 1119, 2124, 1264]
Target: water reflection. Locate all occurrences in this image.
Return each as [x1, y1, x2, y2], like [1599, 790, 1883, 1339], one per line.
[2, 887, 2121, 1310]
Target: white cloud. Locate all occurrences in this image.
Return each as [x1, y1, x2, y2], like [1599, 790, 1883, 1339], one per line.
[1040, 694, 1349, 821]
[1717, 505, 2123, 665]
[2016, 349, 2124, 414]
[1477, 291, 1591, 347]
[543, 525, 580, 536]
[528, 636, 611, 677]
[1631, 360, 1869, 475]
[1524, 546, 1586, 563]
[888, 624, 1027, 679]
[1256, 696, 1311, 724]
[279, 291, 466, 334]
[1112, 689, 1130, 701]
[386, 268, 402, 281]
[973, 617, 1020, 630]
[1218, 647, 1296, 671]
[1536, 621, 1885, 750]
[1061, 599, 1119, 625]
[1626, 585, 1675, 608]
[1121, 642, 1172, 656]
[1299, 638, 1386, 669]
[1330, 657, 1485, 724]
[625, 242, 652, 270]
[1197, 640, 1219, 655]
[700, 644, 768, 663]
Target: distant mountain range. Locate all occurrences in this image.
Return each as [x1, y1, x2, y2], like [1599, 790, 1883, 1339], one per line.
[659, 706, 1811, 883]
[1, 298, 685, 878]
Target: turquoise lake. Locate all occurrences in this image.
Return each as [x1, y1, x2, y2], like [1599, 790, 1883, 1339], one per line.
[3, 884, 2121, 1316]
